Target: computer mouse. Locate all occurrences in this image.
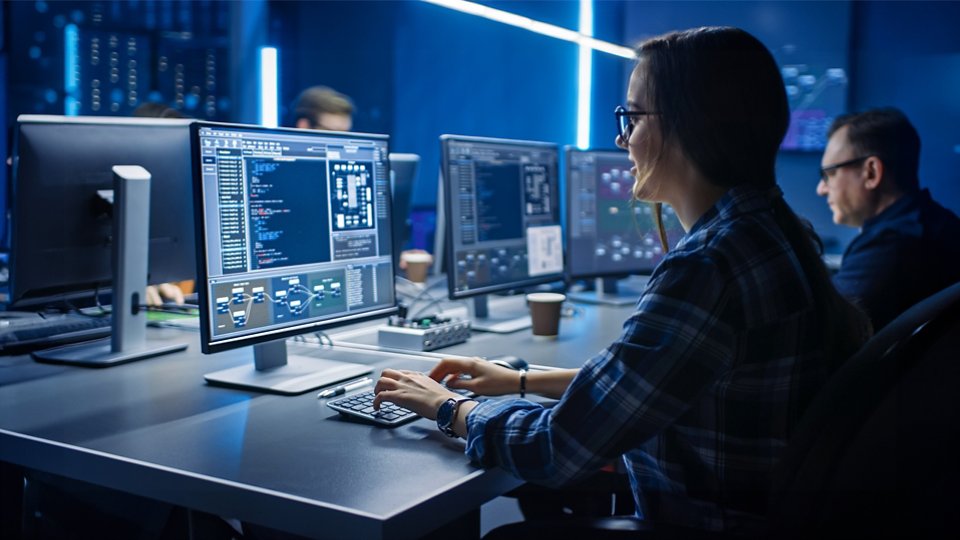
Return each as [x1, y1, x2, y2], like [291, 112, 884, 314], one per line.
[487, 354, 529, 371]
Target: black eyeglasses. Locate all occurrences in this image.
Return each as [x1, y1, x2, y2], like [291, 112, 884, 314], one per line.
[615, 105, 658, 141]
[818, 156, 871, 184]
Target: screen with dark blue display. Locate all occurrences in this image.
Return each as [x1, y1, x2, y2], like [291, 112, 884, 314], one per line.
[442, 135, 563, 298]
[246, 157, 331, 270]
[475, 163, 524, 242]
[196, 124, 395, 345]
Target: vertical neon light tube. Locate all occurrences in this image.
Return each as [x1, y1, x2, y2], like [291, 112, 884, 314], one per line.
[64, 24, 80, 116]
[259, 47, 279, 128]
[576, 1, 593, 149]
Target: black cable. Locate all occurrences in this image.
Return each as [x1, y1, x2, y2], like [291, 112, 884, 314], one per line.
[93, 284, 111, 315]
[395, 275, 447, 305]
[314, 331, 333, 346]
[290, 331, 332, 346]
[67, 298, 111, 318]
[410, 298, 467, 320]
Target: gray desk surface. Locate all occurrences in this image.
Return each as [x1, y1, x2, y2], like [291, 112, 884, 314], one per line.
[331, 294, 635, 369]
[0, 329, 519, 539]
[0, 299, 635, 539]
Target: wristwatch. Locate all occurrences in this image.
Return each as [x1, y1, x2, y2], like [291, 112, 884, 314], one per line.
[436, 396, 476, 438]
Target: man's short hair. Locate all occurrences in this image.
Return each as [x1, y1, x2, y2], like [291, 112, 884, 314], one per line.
[292, 86, 354, 127]
[133, 102, 187, 119]
[828, 107, 921, 193]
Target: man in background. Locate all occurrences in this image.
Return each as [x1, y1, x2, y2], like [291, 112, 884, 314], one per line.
[289, 87, 433, 279]
[290, 86, 354, 131]
[817, 107, 960, 329]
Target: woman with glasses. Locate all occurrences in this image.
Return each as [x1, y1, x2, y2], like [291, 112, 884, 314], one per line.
[374, 27, 870, 536]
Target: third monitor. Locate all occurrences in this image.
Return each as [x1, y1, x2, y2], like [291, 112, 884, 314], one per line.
[565, 147, 684, 305]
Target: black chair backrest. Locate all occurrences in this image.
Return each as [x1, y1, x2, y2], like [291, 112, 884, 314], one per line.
[768, 281, 960, 538]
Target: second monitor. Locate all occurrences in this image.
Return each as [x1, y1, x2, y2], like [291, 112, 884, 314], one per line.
[441, 135, 563, 333]
[565, 147, 684, 305]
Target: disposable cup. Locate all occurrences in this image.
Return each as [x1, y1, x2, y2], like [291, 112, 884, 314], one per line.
[526, 292, 565, 339]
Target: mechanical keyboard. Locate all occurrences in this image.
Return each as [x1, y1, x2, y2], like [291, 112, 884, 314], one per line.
[0, 315, 112, 354]
[327, 385, 474, 427]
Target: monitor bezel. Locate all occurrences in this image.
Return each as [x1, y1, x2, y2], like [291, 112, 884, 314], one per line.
[563, 145, 670, 280]
[191, 121, 398, 355]
[440, 134, 564, 300]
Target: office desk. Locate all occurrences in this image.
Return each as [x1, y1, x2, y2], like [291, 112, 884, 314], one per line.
[0, 298, 636, 538]
[0, 328, 522, 539]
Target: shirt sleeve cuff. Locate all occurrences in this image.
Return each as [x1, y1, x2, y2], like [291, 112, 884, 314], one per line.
[463, 398, 543, 466]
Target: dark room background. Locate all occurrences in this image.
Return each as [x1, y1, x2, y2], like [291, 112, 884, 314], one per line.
[2, 0, 958, 256]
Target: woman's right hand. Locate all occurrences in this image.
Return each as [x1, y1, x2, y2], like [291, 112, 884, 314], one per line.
[429, 357, 521, 397]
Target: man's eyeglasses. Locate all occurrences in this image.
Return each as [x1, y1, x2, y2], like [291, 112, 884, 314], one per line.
[615, 105, 658, 141]
[819, 156, 871, 184]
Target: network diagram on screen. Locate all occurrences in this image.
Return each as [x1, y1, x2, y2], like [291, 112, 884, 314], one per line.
[446, 140, 563, 294]
[780, 64, 848, 151]
[567, 150, 684, 278]
[197, 126, 394, 340]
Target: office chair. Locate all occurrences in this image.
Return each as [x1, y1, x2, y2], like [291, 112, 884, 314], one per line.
[768, 279, 960, 538]
[486, 281, 960, 540]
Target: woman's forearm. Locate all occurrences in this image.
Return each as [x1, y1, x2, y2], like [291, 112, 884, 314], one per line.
[527, 368, 579, 399]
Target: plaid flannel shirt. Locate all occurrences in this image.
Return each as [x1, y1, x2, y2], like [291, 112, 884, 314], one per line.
[465, 185, 833, 532]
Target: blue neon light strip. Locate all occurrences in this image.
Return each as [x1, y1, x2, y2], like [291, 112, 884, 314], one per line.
[64, 23, 80, 116]
[423, 0, 633, 58]
[425, 0, 629, 149]
[576, 0, 594, 149]
[259, 47, 279, 128]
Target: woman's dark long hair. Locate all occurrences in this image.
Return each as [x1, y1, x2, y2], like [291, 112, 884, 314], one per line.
[635, 27, 870, 364]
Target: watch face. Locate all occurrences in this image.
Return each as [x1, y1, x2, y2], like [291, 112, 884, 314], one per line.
[437, 398, 455, 423]
[437, 397, 459, 436]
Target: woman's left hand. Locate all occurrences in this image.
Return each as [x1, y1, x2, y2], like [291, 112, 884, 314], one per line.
[373, 369, 459, 419]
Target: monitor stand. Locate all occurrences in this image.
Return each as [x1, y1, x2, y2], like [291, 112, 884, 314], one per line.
[469, 295, 531, 334]
[567, 277, 648, 307]
[33, 166, 187, 367]
[203, 340, 373, 395]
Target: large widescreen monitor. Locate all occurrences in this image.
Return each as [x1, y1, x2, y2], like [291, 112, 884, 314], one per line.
[192, 122, 397, 393]
[565, 147, 685, 305]
[440, 135, 563, 332]
[10, 115, 195, 309]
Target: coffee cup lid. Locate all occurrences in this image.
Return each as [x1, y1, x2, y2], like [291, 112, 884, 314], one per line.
[526, 292, 566, 303]
[401, 252, 433, 263]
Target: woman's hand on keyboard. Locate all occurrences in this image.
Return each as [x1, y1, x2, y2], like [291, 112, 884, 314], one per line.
[373, 369, 459, 420]
[429, 358, 520, 397]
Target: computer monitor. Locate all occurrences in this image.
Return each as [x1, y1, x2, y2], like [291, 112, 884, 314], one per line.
[565, 147, 684, 305]
[440, 135, 563, 333]
[192, 122, 397, 394]
[388, 153, 419, 259]
[10, 115, 196, 309]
